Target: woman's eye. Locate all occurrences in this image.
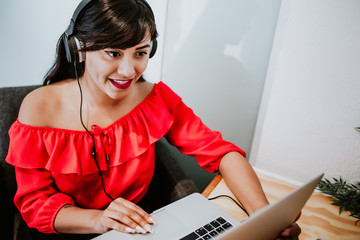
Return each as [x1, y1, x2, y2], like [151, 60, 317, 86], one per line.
[136, 51, 148, 57]
[105, 51, 120, 57]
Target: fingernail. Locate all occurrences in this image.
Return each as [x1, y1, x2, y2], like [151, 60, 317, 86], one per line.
[136, 225, 147, 234]
[144, 224, 154, 233]
[149, 216, 157, 225]
[125, 227, 135, 233]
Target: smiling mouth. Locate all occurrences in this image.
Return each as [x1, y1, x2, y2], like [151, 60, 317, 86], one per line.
[112, 79, 131, 85]
[109, 78, 133, 89]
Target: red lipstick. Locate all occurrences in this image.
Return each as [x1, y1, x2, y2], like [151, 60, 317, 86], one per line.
[109, 79, 133, 89]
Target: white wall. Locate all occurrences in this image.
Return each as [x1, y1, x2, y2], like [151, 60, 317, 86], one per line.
[0, 0, 166, 87]
[0, 0, 78, 87]
[162, 0, 280, 154]
[141, 0, 167, 83]
[250, 0, 360, 183]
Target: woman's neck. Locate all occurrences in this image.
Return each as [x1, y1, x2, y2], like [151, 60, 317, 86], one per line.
[76, 76, 153, 129]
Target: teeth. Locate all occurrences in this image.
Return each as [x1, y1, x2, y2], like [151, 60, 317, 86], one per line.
[113, 79, 129, 85]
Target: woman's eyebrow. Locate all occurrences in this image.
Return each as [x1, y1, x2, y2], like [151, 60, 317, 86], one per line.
[136, 44, 151, 50]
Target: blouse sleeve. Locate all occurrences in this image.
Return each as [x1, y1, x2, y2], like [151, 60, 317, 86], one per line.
[14, 167, 75, 233]
[6, 121, 75, 234]
[165, 101, 246, 173]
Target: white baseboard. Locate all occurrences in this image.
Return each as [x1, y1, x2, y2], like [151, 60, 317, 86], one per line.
[253, 167, 305, 187]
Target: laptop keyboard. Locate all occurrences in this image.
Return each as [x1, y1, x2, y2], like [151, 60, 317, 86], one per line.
[179, 217, 233, 240]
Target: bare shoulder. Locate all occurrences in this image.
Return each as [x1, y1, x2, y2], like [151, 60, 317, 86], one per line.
[18, 80, 76, 127]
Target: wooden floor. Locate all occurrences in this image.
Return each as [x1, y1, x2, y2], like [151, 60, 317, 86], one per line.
[202, 172, 360, 240]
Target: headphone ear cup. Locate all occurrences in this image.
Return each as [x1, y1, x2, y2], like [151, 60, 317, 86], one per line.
[149, 39, 157, 58]
[63, 35, 73, 63]
[64, 36, 85, 63]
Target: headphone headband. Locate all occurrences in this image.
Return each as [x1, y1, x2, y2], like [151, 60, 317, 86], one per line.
[65, 0, 93, 38]
[63, 0, 94, 62]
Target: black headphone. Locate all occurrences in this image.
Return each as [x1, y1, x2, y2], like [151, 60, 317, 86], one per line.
[63, 0, 158, 63]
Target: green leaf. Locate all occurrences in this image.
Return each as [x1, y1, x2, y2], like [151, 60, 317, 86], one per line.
[339, 206, 343, 215]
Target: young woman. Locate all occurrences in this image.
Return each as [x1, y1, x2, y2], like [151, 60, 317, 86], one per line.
[6, 0, 300, 239]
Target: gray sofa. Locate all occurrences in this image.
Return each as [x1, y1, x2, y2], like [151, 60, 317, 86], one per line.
[0, 85, 198, 240]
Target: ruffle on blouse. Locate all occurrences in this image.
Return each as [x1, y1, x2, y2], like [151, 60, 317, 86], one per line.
[6, 82, 181, 175]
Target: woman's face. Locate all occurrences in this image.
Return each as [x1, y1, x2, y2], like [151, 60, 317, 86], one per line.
[83, 33, 152, 100]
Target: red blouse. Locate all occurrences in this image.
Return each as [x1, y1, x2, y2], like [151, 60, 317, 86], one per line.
[6, 82, 244, 233]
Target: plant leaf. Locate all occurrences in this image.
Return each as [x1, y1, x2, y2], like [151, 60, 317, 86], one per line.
[339, 206, 343, 215]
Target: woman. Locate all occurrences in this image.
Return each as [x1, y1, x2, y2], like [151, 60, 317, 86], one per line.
[6, 0, 300, 239]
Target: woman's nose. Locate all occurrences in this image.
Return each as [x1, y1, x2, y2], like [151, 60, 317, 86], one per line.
[117, 55, 135, 77]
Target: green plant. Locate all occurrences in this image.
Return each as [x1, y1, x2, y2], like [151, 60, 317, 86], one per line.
[317, 177, 360, 225]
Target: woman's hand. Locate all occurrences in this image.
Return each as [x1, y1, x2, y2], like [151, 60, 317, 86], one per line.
[275, 223, 301, 240]
[95, 197, 156, 234]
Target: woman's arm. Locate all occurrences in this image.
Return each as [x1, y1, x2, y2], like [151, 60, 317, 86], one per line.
[54, 205, 103, 234]
[218, 151, 268, 214]
[54, 198, 155, 234]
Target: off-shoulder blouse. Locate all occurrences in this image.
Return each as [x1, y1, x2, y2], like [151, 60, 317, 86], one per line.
[6, 81, 244, 233]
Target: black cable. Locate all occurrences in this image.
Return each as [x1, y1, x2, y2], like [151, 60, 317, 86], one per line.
[208, 194, 249, 216]
[74, 62, 115, 201]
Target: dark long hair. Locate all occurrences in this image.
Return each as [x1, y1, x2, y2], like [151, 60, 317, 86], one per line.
[43, 0, 158, 85]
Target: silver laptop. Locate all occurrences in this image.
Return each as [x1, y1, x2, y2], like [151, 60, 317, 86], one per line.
[93, 173, 323, 240]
